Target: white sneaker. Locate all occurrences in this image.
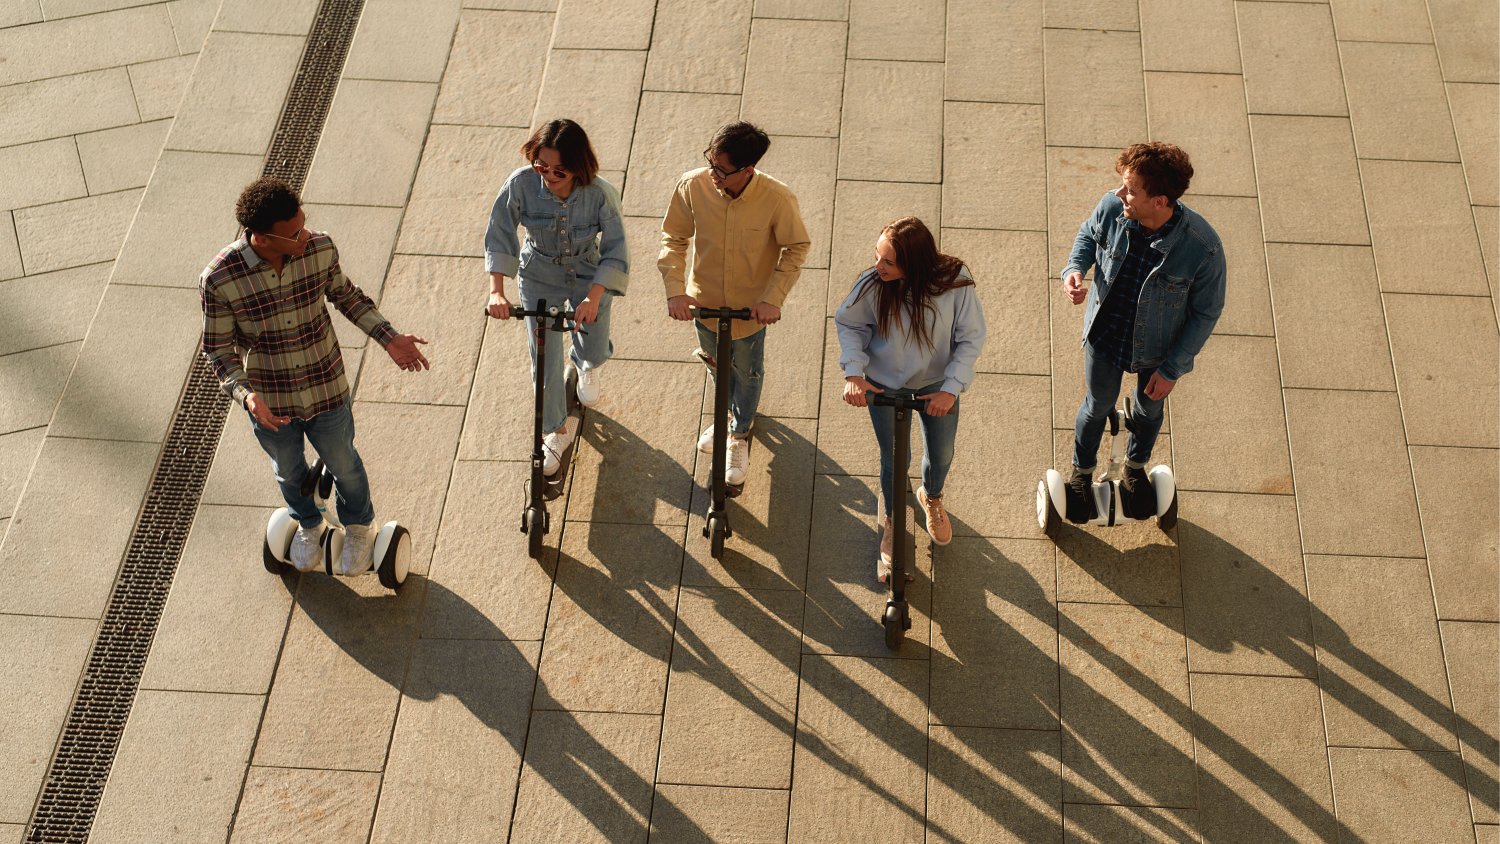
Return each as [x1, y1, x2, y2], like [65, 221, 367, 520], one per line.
[574, 365, 602, 407]
[725, 435, 750, 486]
[697, 424, 715, 454]
[338, 522, 374, 576]
[289, 524, 324, 573]
[542, 415, 580, 477]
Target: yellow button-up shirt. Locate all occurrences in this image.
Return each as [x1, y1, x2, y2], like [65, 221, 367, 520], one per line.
[659, 168, 811, 339]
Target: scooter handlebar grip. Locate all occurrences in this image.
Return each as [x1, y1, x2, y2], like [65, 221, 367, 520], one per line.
[869, 394, 929, 411]
[690, 306, 755, 320]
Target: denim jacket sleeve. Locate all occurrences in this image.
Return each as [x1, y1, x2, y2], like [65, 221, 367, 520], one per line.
[1062, 193, 1113, 281]
[835, 273, 878, 378]
[593, 179, 630, 296]
[484, 169, 526, 277]
[941, 280, 986, 396]
[1158, 243, 1226, 381]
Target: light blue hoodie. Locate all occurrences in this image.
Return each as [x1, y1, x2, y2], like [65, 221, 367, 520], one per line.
[835, 266, 987, 395]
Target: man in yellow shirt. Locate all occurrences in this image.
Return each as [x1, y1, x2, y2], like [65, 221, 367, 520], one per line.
[660, 122, 812, 485]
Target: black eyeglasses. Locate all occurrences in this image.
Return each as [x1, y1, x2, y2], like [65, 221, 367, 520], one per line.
[703, 150, 748, 180]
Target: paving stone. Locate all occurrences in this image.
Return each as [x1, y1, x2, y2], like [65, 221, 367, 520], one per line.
[90, 690, 261, 844]
[554, 0, 651, 49]
[110, 150, 258, 289]
[253, 573, 425, 770]
[759, 281, 827, 419]
[139, 505, 295, 694]
[1328, 748, 1474, 842]
[344, 0, 460, 83]
[1343, 42, 1460, 162]
[167, 32, 304, 155]
[925, 727, 1061, 843]
[0, 1, 41, 26]
[200, 393, 300, 509]
[847, 0, 942, 61]
[683, 417, 816, 590]
[753, 0, 844, 18]
[348, 401, 463, 575]
[1307, 554, 1459, 750]
[649, 785, 790, 843]
[839, 60, 943, 183]
[0, 614, 95, 822]
[75, 119, 171, 195]
[423, 460, 556, 640]
[1250, 115, 1368, 245]
[1385, 293, 1498, 448]
[759, 137, 836, 270]
[945, 0, 1041, 103]
[355, 256, 485, 405]
[0, 138, 86, 212]
[1046, 146, 1119, 276]
[166, 0, 216, 50]
[466, 0, 554, 8]
[13, 187, 140, 274]
[828, 180, 941, 304]
[212, 0, 318, 36]
[1191, 674, 1338, 843]
[1440, 621, 1500, 824]
[304, 80, 438, 206]
[1178, 492, 1317, 677]
[533, 49, 646, 173]
[933, 374, 1050, 539]
[535, 521, 682, 713]
[1266, 244, 1393, 391]
[432, 10, 550, 126]
[929, 537, 1058, 730]
[801, 474, 934, 658]
[510, 711, 660, 843]
[643, 0, 749, 95]
[1238, 2, 1347, 116]
[1364, 160, 1489, 295]
[943, 102, 1045, 230]
[621, 91, 739, 216]
[1479, 205, 1499, 308]
[0, 213, 19, 280]
[1140, 0, 1239, 73]
[293, 204, 404, 348]
[1170, 335, 1293, 495]
[658, 586, 802, 787]
[1062, 804, 1199, 842]
[1449, 83, 1499, 207]
[609, 216, 683, 362]
[787, 655, 928, 842]
[566, 360, 702, 525]
[0, 428, 44, 517]
[0, 263, 109, 354]
[1181, 195, 1270, 337]
[230, 767, 382, 844]
[0, 823, 19, 844]
[1045, 0, 1136, 29]
[49, 284, 199, 443]
[1429, 0, 1499, 83]
[1060, 603, 1194, 807]
[0, 343, 75, 434]
[127, 53, 196, 121]
[1042, 29, 1146, 149]
[396, 126, 527, 259]
[1411, 447, 1499, 622]
[941, 229, 1048, 375]
[456, 314, 536, 460]
[1329, 0, 1433, 42]
[0, 68, 139, 148]
[1285, 390, 1424, 557]
[741, 19, 844, 137]
[1144, 73, 1256, 197]
[370, 638, 540, 844]
[0, 3, 176, 87]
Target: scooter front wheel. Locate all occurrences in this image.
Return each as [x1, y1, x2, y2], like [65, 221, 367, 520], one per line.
[525, 506, 546, 559]
[707, 514, 725, 559]
[882, 603, 904, 649]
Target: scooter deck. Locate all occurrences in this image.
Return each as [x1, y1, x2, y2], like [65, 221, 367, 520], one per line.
[541, 370, 585, 501]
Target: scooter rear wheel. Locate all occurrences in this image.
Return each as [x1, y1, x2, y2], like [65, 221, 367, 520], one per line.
[882, 603, 904, 649]
[707, 515, 725, 559]
[525, 507, 545, 559]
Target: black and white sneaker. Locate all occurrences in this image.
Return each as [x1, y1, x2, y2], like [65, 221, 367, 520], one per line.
[1065, 466, 1095, 524]
[1119, 465, 1156, 520]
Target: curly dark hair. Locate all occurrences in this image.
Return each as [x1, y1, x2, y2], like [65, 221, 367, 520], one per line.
[1115, 142, 1194, 201]
[234, 177, 301, 233]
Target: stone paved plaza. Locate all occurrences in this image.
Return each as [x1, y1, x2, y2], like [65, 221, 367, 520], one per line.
[1, 0, 1498, 841]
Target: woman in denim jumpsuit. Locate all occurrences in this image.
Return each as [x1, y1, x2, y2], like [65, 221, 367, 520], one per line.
[484, 119, 630, 475]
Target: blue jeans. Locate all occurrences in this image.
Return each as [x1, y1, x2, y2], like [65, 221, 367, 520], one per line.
[250, 400, 374, 528]
[1073, 341, 1166, 470]
[695, 322, 765, 436]
[520, 273, 615, 432]
[868, 379, 959, 517]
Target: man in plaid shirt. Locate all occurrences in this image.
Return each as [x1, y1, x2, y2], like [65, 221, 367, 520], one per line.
[201, 177, 430, 575]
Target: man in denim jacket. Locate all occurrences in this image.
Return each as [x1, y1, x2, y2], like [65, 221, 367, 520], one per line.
[1059, 142, 1226, 521]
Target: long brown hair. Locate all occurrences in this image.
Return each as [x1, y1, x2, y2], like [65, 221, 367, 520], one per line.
[855, 216, 973, 350]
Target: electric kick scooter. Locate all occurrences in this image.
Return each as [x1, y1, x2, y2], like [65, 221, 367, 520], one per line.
[693, 306, 753, 559]
[872, 392, 926, 650]
[1036, 397, 1178, 538]
[262, 458, 411, 590]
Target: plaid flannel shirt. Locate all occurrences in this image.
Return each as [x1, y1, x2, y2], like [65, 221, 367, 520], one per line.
[200, 231, 396, 420]
[1087, 210, 1179, 373]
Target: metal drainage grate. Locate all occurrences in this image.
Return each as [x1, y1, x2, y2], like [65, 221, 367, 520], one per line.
[25, 1, 365, 841]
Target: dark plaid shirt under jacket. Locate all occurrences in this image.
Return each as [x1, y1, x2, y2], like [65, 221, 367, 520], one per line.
[200, 232, 396, 420]
[1087, 209, 1180, 373]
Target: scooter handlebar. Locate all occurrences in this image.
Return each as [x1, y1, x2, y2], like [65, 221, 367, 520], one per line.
[482, 305, 577, 320]
[689, 306, 754, 320]
[869, 394, 928, 411]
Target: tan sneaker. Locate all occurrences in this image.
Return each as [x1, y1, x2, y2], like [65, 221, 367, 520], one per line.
[918, 487, 952, 545]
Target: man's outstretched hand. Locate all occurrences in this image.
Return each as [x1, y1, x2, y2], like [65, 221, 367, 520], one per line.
[387, 334, 430, 372]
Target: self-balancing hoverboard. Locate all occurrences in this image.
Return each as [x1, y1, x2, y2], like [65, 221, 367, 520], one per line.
[485, 299, 584, 559]
[872, 393, 926, 650]
[693, 306, 753, 559]
[1036, 397, 1178, 537]
[262, 458, 411, 590]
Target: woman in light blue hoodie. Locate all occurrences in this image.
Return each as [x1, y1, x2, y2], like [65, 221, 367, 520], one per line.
[836, 217, 987, 581]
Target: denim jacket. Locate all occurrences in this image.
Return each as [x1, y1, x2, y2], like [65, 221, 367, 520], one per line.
[484, 166, 630, 294]
[1062, 192, 1226, 380]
